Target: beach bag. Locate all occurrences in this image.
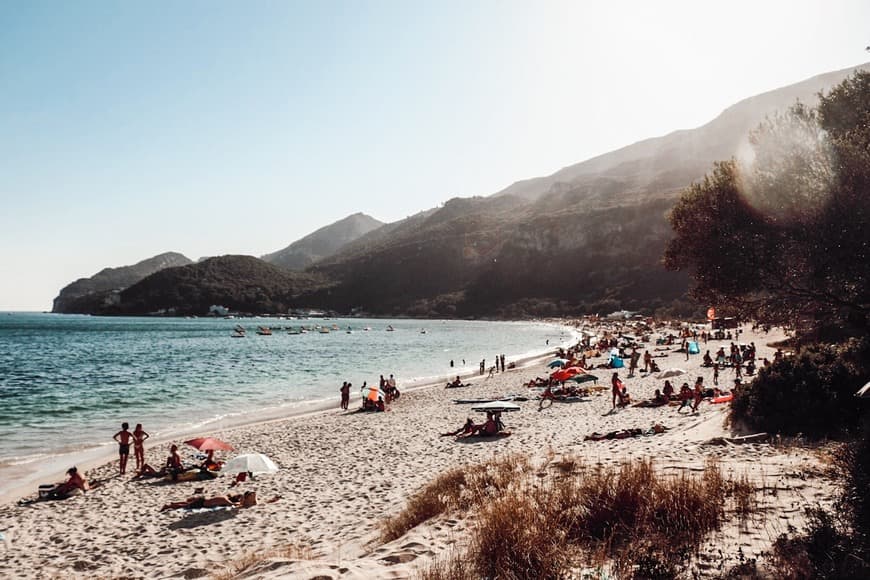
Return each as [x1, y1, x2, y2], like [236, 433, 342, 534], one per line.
[611, 356, 624, 368]
[688, 341, 700, 354]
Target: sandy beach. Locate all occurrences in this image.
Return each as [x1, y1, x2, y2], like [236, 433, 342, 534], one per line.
[0, 323, 836, 579]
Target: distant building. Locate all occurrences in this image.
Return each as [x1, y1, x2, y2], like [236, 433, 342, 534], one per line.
[208, 305, 230, 316]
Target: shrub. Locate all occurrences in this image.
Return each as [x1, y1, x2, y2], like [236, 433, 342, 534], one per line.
[764, 432, 870, 579]
[730, 339, 870, 438]
[470, 490, 570, 580]
[380, 467, 468, 543]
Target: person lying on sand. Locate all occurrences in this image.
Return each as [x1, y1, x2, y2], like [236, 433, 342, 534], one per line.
[160, 490, 258, 511]
[441, 417, 477, 436]
[134, 463, 163, 478]
[584, 424, 668, 441]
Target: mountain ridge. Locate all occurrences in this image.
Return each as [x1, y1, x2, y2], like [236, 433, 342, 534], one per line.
[52, 252, 192, 313]
[55, 62, 870, 317]
[262, 212, 383, 271]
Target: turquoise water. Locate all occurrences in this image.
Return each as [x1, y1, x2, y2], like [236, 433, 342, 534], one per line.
[0, 313, 571, 464]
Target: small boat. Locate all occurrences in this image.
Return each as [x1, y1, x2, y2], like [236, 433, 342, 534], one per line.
[319, 327, 330, 334]
[346, 326, 353, 334]
[386, 325, 395, 332]
[420, 329, 427, 334]
[288, 327, 301, 335]
[331, 324, 340, 331]
[257, 326, 272, 336]
[363, 326, 372, 331]
[231, 331, 246, 338]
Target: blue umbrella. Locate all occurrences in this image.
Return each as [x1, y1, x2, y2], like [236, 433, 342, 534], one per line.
[548, 358, 569, 368]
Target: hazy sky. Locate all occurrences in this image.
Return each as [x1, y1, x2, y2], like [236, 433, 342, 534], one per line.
[1, 1, 868, 310]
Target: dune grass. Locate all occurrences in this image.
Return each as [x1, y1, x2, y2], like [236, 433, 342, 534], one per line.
[380, 454, 531, 543]
[403, 456, 759, 579]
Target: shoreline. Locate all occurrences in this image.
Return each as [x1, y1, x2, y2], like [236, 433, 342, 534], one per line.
[1, 322, 834, 579]
[0, 329, 570, 506]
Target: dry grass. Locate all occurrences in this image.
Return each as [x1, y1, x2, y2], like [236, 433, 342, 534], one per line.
[211, 543, 312, 580]
[730, 473, 757, 520]
[381, 454, 531, 543]
[413, 457, 758, 580]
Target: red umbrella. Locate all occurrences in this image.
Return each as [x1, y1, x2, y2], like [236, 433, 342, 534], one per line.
[184, 437, 234, 451]
[551, 367, 580, 382]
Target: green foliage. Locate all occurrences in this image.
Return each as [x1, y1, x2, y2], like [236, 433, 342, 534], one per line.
[116, 255, 327, 316]
[665, 71, 870, 336]
[730, 339, 870, 438]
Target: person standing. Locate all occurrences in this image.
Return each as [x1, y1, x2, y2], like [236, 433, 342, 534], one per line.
[500, 354, 506, 372]
[628, 348, 639, 377]
[611, 373, 624, 410]
[340, 381, 350, 410]
[113, 422, 133, 475]
[132, 424, 150, 473]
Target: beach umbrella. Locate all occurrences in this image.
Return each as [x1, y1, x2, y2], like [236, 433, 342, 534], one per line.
[568, 373, 598, 384]
[471, 400, 521, 413]
[656, 368, 686, 379]
[856, 381, 870, 398]
[184, 437, 234, 451]
[362, 385, 385, 401]
[551, 368, 579, 382]
[548, 358, 569, 368]
[224, 452, 279, 475]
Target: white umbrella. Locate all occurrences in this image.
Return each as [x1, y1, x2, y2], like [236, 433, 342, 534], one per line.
[471, 400, 521, 413]
[855, 381, 870, 398]
[224, 453, 279, 475]
[656, 368, 687, 379]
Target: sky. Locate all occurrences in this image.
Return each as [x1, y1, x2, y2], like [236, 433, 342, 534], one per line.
[1, 0, 868, 310]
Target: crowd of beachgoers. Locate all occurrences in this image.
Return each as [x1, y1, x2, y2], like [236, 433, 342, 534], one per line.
[0, 317, 836, 579]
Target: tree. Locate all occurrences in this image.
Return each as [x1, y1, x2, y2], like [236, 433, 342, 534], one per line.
[664, 72, 870, 338]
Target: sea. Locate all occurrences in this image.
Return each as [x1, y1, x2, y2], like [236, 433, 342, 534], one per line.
[0, 313, 575, 470]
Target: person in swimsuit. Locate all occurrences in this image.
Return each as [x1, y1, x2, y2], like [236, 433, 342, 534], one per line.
[166, 444, 184, 479]
[49, 467, 89, 499]
[113, 423, 133, 475]
[160, 490, 257, 511]
[132, 424, 149, 473]
[611, 373, 624, 409]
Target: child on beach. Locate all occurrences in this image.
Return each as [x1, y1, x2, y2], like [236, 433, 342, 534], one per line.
[113, 423, 133, 475]
[132, 424, 149, 473]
